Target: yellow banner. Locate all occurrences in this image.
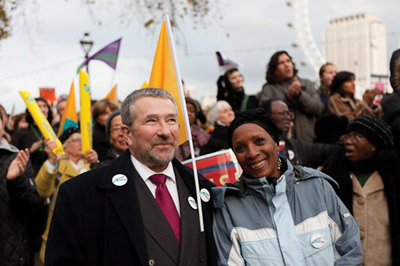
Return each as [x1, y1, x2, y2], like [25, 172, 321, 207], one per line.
[79, 70, 92, 156]
[19, 91, 64, 155]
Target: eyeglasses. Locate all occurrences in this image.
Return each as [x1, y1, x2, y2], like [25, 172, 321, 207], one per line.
[110, 126, 122, 134]
[68, 138, 81, 143]
[271, 111, 295, 120]
[340, 134, 366, 144]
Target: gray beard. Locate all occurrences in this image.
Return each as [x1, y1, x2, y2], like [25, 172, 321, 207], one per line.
[139, 147, 176, 166]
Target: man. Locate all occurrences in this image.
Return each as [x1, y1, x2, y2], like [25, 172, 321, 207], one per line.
[259, 51, 324, 142]
[261, 99, 340, 168]
[45, 88, 217, 266]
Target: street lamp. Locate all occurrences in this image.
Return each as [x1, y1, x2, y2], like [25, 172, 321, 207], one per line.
[80, 32, 94, 73]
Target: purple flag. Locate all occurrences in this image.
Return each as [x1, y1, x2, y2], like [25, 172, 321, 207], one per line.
[77, 38, 122, 73]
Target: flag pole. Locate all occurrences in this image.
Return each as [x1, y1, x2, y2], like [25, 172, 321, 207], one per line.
[164, 14, 204, 232]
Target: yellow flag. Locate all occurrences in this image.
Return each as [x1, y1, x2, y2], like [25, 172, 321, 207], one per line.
[105, 85, 119, 108]
[149, 21, 187, 145]
[57, 81, 78, 137]
[19, 91, 64, 155]
[141, 81, 149, 88]
[79, 70, 92, 156]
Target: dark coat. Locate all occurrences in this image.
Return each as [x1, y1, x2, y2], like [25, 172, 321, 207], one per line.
[322, 149, 400, 265]
[45, 149, 218, 266]
[0, 140, 43, 266]
[92, 123, 111, 161]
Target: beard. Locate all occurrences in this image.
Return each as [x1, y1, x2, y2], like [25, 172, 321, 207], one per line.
[138, 142, 177, 166]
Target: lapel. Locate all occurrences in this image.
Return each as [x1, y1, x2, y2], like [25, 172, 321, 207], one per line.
[133, 167, 180, 264]
[98, 150, 148, 266]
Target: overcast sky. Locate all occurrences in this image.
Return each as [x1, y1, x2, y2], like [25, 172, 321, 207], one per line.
[0, 0, 399, 113]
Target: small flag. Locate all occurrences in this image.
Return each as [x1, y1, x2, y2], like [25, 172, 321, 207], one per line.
[215, 51, 242, 72]
[105, 85, 119, 108]
[77, 38, 122, 73]
[141, 81, 149, 88]
[149, 21, 187, 145]
[57, 81, 78, 137]
[19, 91, 64, 155]
[79, 70, 92, 156]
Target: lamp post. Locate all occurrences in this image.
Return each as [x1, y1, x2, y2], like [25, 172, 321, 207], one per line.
[80, 32, 94, 74]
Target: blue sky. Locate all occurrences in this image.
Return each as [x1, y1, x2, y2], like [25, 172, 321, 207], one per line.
[0, 0, 398, 113]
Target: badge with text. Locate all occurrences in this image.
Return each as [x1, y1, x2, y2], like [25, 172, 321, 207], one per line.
[310, 233, 325, 249]
[200, 188, 211, 202]
[188, 196, 198, 210]
[112, 174, 128, 186]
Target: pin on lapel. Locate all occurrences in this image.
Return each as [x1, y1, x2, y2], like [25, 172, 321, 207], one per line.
[200, 188, 211, 202]
[188, 196, 198, 210]
[112, 174, 128, 186]
[310, 233, 325, 249]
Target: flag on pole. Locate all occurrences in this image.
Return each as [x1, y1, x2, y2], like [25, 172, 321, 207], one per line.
[105, 85, 119, 108]
[57, 81, 78, 137]
[79, 70, 93, 156]
[77, 38, 122, 73]
[141, 81, 149, 88]
[19, 91, 64, 155]
[149, 21, 187, 145]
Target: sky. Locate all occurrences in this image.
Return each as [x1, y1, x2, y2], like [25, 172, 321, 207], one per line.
[0, 0, 399, 114]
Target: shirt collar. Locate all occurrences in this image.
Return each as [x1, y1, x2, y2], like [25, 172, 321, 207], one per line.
[130, 154, 176, 183]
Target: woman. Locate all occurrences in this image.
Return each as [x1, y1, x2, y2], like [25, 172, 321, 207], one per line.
[318, 63, 337, 109]
[35, 127, 99, 264]
[327, 71, 381, 121]
[212, 108, 362, 265]
[322, 115, 400, 266]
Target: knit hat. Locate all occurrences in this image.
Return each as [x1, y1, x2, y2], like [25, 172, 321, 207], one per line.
[228, 108, 279, 147]
[106, 109, 121, 139]
[346, 115, 394, 148]
[59, 127, 80, 144]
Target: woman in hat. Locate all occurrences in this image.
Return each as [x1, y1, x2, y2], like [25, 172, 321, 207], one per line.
[212, 108, 362, 265]
[34, 127, 99, 264]
[327, 71, 381, 121]
[322, 115, 400, 266]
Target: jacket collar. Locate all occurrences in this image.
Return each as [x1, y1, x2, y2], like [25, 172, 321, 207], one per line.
[0, 138, 18, 153]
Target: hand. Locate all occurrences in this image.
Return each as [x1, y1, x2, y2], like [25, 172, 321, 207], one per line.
[286, 77, 301, 101]
[85, 149, 99, 165]
[7, 149, 30, 180]
[362, 88, 378, 107]
[43, 138, 58, 164]
[29, 140, 43, 153]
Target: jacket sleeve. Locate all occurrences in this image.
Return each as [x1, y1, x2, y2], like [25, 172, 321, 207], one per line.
[321, 179, 363, 266]
[292, 79, 324, 116]
[45, 182, 86, 266]
[259, 83, 278, 106]
[35, 161, 57, 198]
[213, 202, 245, 266]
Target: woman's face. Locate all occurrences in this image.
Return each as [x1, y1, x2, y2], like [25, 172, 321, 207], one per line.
[186, 103, 197, 125]
[64, 133, 82, 158]
[232, 123, 280, 179]
[275, 53, 294, 81]
[18, 116, 29, 129]
[37, 100, 49, 118]
[320, 65, 337, 87]
[218, 105, 235, 126]
[227, 71, 244, 92]
[341, 78, 356, 97]
[343, 132, 375, 162]
[96, 106, 112, 126]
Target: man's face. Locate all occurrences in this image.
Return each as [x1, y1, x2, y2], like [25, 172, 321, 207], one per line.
[109, 114, 128, 152]
[270, 101, 291, 132]
[275, 53, 294, 81]
[320, 65, 337, 87]
[123, 97, 179, 172]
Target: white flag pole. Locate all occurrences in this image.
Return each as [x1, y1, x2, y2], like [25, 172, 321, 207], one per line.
[164, 14, 204, 232]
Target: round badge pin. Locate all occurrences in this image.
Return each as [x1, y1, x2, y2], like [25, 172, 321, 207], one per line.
[200, 188, 211, 202]
[188, 196, 198, 210]
[310, 233, 325, 249]
[112, 174, 128, 187]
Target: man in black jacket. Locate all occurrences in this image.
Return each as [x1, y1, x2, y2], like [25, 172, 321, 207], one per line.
[45, 88, 217, 266]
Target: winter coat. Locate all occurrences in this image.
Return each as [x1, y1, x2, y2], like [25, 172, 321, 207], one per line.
[213, 157, 362, 266]
[0, 138, 42, 266]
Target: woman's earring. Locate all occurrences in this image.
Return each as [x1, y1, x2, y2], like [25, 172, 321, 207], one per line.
[278, 158, 282, 170]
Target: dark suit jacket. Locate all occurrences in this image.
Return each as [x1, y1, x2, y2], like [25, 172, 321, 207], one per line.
[45, 150, 217, 266]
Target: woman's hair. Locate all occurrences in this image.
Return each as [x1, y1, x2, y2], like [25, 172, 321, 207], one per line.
[208, 100, 231, 125]
[330, 71, 356, 97]
[25, 98, 53, 125]
[13, 113, 26, 131]
[265, 51, 298, 84]
[92, 99, 118, 121]
[319, 62, 335, 77]
[217, 68, 241, 100]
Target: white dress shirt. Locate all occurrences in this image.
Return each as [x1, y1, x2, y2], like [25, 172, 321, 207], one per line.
[130, 155, 181, 216]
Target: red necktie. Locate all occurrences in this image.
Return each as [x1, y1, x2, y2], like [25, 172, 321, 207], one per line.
[150, 174, 180, 243]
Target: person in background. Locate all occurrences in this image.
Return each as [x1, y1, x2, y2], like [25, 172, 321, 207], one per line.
[13, 113, 29, 131]
[212, 108, 362, 265]
[318, 62, 337, 109]
[314, 113, 349, 145]
[45, 88, 217, 266]
[327, 71, 381, 121]
[35, 127, 98, 264]
[261, 99, 341, 168]
[11, 97, 54, 175]
[98, 109, 128, 167]
[175, 97, 210, 161]
[259, 50, 324, 142]
[0, 114, 43, 266]
[92, 99, 118, 161]
[322, 115, 400, 265]
[51, 94, 68, 133]
[0, 104, 12, 142]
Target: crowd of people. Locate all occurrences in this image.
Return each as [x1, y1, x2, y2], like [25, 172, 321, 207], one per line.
[0, 48, 399, 266]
